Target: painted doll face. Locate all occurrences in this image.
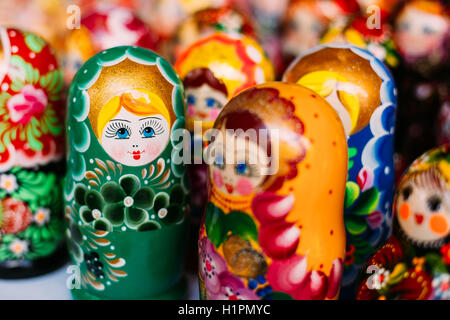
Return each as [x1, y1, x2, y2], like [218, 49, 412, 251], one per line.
[283, 6, 327, 57]
[186, 84, 228, 122]
[395, 6, 448, 59]
[101, 107, 170, 166]
[397, 177, 450, 243]
[210, 125, 270, 197]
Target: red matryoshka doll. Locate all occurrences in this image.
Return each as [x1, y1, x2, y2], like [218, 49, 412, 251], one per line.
[63, 3, 158, 85]
[198, 82, 348, 300]
[321, 0, 401, 70]
[172, 5, 255, 61]
[174, 33, 274, 221]
[394, 0, 449, 76]
[357, 145, 450, 300]
[0, 28, 66, 278]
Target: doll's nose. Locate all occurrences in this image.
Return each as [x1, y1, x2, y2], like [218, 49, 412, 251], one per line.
[132, 144, 138, 148]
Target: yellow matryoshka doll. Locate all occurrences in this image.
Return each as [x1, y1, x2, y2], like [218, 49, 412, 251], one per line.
[174, 32, 274, 222]
[198, 82, 348, 300]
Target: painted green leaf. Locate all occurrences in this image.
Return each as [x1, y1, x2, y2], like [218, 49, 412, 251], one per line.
[349, 187, 380, 216]
[344, 181, 360, 209]
[224, 210, 258, 242]
[25, 33, 45, 53]
[267, 292, 294, 300]
[345, 216, 367, 235]
[204, 202, 226, 248]
[425, 253, 448, 275]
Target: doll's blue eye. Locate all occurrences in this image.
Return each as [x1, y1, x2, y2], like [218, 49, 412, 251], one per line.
[399, 22, 410, 31]
[187, 95, 196, 105]
[206, 98, 217, 108]
[236, 163, 248, 175]
[423, 26, 434, 34]
[116, 128, 130, 139]
[142, 127, 155, 138]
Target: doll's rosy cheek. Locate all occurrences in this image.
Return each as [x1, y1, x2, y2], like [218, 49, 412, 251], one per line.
[188, 106, 196, 117]
[429, 214, 449, 236]
[209, 109, 220, 120]
[213, 169, 223, 188]
[399, 202, 411, 220]
[146, 141, 161, 157]
[236, 178, 254, 196]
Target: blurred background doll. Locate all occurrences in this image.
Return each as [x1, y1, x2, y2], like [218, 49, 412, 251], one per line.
[392, 0, 450, 183]
[320, 0, 401, 70]
[62, 2, 158, 86]
[171, 5, 255, 62]
[357, 145, 450, 300]
[246, 0, 290, 76]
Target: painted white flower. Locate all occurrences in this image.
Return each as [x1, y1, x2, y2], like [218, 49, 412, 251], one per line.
[33, 207, 50, 226]
[372, 268, 390, 290]
[0, 174, 18, 193]
[9, 239, 29, 257]
[432, 273, 450, 300]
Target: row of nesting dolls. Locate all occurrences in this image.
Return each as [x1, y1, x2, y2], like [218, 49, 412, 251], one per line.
[2, 1, 448, 77]
[0, 23, 448, 301]
[6, 0, 448, 176]
[0, 2, 448, 298]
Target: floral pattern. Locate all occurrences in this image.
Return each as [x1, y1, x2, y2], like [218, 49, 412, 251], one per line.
[64, 46, 189, 298]
[200, 191, 344, 300]
[0, 28, 64, 171]
[65, 209, 127, 291]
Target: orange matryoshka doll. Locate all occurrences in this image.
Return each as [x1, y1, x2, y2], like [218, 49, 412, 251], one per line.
[198, 82, 348, 300]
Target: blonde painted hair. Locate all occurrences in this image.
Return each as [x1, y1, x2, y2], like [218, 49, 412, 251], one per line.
[97, 89, 171, 139]
[297, 70, 361, 133]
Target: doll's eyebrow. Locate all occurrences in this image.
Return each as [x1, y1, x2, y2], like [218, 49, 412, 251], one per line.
[109, 119, 131, 123]
[139, 116, 162, 121]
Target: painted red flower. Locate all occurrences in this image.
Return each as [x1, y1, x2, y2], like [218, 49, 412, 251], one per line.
[0, 197, 32, 234]
[267, 255, 343, 300]
[441, 243, 450, 265]
[7, 84, 47, 125]
[252, 192, 294, 225]
[259, 221, 300, 260]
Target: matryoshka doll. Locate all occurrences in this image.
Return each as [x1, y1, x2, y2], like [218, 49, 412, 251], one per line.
[198, 82, 348, 300]
[357, 145, 450, 300]
[281, 0, 331, 67]
[284, 44, 397, 299]
[392, 0, 449, 183]
[321, 1, 401, 70]
[175, 33, 274, 222]
[147, 0, 231, 43]
[394, 0, 449, 76]
[63, 3, 158, 86]
[65, 46, 189, 299]
[172, 6, 255, 61]
[0, 28, 66, 278]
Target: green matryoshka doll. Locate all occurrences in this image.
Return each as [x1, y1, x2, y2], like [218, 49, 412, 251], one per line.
[65, 46, 189, 300]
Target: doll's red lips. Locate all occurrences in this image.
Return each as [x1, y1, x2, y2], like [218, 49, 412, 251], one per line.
[414, 213, 424, 225]
[225, 184, 234, 194]
[128, 150, 144, 160]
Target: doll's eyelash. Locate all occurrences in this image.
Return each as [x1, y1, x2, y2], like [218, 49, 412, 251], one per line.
[139, 119, 164, 135]
[105, 121, 132, 138]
